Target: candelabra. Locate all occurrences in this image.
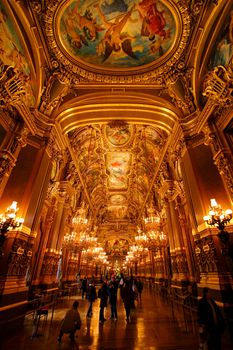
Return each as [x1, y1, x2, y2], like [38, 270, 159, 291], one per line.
[203, 198, 232, 243]
[0, 201, 24, 248]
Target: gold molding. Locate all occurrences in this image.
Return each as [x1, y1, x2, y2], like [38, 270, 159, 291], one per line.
[55, 92, 180, 134]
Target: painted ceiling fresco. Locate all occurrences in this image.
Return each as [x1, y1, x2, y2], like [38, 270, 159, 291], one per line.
[58, 0, 176, 68]
[69, 123, 167, 224]
[104, 239, 129, 256]
[208, 7, 233, 70]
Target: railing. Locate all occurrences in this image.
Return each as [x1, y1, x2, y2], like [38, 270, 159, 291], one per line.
[150, 281, 198, 334]
[169, 288, 198, 334]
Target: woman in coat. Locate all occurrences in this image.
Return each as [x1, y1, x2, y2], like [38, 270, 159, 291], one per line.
[57, 300, 81, 342]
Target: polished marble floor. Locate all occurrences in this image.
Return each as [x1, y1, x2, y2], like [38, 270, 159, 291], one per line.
[1, 286, 232, 350]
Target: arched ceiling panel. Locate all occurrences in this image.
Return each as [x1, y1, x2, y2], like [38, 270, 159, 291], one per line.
[66, 122, 168, 226]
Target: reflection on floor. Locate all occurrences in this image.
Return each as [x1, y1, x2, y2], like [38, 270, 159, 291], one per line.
[1, 286, 232, 350]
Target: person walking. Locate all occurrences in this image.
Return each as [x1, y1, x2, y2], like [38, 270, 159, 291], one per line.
[119, 274, 125, 300]
[197, 287, 226, 350]
[57, 300, 81, 343]
[81, 276, 87, 299]
[86, 280, 97, 318]
[122, 278, 136, 322]
[108, 275, 118, 320]
[136, 278, 144, 302]
[98, 279, 109, 323]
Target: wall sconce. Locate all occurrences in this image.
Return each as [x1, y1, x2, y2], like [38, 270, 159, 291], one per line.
[203, 198, 232, 242]
[0, 201, 24, 247]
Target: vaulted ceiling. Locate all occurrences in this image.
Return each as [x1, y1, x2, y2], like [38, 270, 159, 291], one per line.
[68, 122, 167, 223]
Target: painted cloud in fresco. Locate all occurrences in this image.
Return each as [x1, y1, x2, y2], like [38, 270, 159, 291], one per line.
[208, 9, 233, 69]
[59, 0, 176, 68]
[106, 152, 130, 189]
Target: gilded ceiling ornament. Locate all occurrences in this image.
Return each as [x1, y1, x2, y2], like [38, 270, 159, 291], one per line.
[203, 64, 233, 106]
[164, 60, 195, 114]
[0, 66, 34, 108]
[40, 72, 71, 115]
[105, 123, 132, 147]
[190, 0, 204, 16]
[0, 153, 13, 185]
[214, 152, 233, 200]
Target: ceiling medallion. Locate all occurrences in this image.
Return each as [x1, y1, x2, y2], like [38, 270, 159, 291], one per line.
[105, 121, 132, 146]
[45, 0, 190, 83]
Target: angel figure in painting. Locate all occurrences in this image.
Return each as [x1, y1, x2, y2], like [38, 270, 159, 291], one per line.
[135, 0, 167, 40]
[62, 1, 103, 50]
[135, 0, 170, 55]
[95, 3, 138, 62]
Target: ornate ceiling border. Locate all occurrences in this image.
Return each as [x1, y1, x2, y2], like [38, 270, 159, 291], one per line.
[44, 0, 191, 84]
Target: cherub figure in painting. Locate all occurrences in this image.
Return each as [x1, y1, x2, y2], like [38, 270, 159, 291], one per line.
[95, 3, 138, 62]
[62, 1, 103, 50]
[135, 0, 170, 55]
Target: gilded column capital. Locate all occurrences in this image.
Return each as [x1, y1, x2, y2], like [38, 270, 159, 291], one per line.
[203, 125, 221, 152]
[0, 150, 15, 185]
[214, 151, 233, 200]
[164, 56, 195, 115]
[39, 71, 71, 116]
[46, 135, 63, 161]
[202, 125, 233, 200]
[158, 179, 181, 201]
[11, 127, 29, 151]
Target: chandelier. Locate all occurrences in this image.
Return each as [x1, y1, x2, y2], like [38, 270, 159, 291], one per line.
[203, 198, 232, 242]
[0, 201, 24, 246]
[135, 224, 167, 252]
[63, 231, 77, 245]
[80, 232, 97, 250]
[72, 203, 88, 226]
[135, 228, 148, 248]
[147, 229, 167, 250]
[144, 207, 160, 226]
[125, 244, 148, 264]
[63, 230, 98, 252]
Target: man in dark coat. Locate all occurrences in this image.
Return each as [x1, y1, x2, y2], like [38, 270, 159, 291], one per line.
[122, 278, 136, 322]
[136, 278, 143, 302]
[108, 275, 118, 320]
[99, 279, 109, 323]
[197, 287, 226, 350]
[81, 276, 87, 299]
[86, 280, 97, 317]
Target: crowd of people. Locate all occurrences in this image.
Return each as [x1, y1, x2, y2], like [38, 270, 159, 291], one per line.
[85, 274, 144, 324]
[58, 277, 227, 349]
[58, 274, 143, 343]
